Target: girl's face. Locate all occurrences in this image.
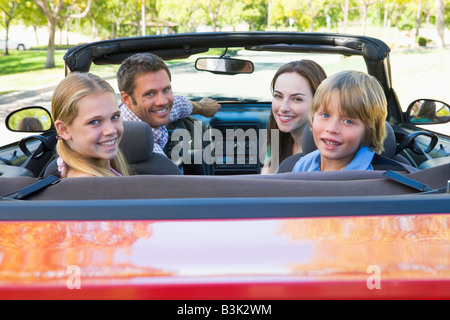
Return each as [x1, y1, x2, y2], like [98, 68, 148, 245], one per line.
[312, 91, 366, 171]
[272, 72, 314, 137]
[57, 92, 123, 166]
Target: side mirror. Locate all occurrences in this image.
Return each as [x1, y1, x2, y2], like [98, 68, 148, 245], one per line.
[407, 99, 450, 125]
[195, 57, 254, 75]
[5, 106, 53, 132]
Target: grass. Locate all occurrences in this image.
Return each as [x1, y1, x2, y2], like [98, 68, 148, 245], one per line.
[0, 49, 119, 95]
[0, 50, 66, 75]
[0, 50, 65, 95]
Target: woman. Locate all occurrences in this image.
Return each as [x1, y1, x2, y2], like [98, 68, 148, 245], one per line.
[262, 60, 327, 174]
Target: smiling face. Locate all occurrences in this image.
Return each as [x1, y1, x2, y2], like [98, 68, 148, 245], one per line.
[312, 91, 366, 171]
[56, 92, 123, 167]
[121, 70, 174, 129]
[271, 72, 314, 138]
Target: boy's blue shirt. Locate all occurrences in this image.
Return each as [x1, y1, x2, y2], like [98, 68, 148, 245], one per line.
[292, 146, 375, 172]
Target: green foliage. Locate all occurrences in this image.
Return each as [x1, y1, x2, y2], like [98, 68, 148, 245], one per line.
[0, 50, 66, 76]
[4, 0, 450, 45]
[416, 36, 434, 47]
[417, 36, 427, 46]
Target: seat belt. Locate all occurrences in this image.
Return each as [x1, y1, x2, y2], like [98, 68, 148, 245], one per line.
[1, 175, 60, 200]
[383, 170, 442, 193]
[372, 154, 416, 173]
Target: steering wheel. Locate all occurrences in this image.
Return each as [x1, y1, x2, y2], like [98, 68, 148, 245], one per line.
[19, 134, 56, 177]
[395, 131, 438, 155]
[165, 119, 187, 168]
[19, 135, 54, 158]
[166, 117, 210, 174]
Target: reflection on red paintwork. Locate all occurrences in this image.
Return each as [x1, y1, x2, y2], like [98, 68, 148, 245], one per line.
[278, 215, 450, 277]
[1, 215, 450, 287]
[0, 221, 171, 282]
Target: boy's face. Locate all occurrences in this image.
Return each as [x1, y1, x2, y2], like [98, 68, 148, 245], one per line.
[312, 91, 366, 171]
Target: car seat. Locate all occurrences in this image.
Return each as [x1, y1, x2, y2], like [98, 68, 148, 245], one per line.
[277, 122, 416, 173]
[43, 121, 182, 176]
[119, 121, 182, 175]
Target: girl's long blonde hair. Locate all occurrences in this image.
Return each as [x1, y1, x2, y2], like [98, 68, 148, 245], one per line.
[52, 72, 131, 177]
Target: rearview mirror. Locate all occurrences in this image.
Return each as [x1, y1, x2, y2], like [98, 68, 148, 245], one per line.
[407, 99, 450, 125]
[5, 106, 53, 132]
[195, 57, 254, 75]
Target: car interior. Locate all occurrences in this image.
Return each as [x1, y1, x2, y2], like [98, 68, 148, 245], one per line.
[1, 111, 449, 201]
[1, 32, 449, 201]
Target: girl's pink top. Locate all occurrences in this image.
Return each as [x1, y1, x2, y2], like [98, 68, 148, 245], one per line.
[56, 157, 122, 177]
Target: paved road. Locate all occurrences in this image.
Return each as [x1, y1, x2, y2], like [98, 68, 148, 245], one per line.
[0, 86, 54, 146]
[0, 76, 118, 146]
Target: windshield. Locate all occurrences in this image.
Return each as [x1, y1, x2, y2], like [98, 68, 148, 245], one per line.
[168, 49, 367, 103]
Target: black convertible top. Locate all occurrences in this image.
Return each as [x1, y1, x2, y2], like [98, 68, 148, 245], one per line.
[63, 32, 392, 90]
[63, 31, 404, 124]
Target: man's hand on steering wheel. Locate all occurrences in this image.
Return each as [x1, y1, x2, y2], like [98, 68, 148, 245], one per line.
[190, 97, 221, 118]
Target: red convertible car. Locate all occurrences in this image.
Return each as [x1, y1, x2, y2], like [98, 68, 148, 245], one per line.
[0, 32, 449, 301]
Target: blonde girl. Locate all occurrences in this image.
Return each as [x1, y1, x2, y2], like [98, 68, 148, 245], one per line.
[52, 72, 131, 178]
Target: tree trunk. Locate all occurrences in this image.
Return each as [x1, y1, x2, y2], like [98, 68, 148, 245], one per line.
[435, 0, 445, 47]
[361, 5, 368, 35]
[33, 0, 92, 68]
[92, 19, 97, 40]
[343, 0, 349, 33]
[33, 26, 40, 46]
[45, 19, 57, 69]
[4, 21, 10, 55]
[415, 1, 421, 39]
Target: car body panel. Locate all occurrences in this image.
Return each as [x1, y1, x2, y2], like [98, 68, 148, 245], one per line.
[1, 213, 449, 299]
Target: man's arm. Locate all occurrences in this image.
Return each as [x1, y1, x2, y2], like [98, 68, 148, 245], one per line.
[190, 97, 221, 118]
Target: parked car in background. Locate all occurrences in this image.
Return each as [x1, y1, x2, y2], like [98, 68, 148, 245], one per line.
[0, 38, 30, 51]
[0, 32, 449, 300]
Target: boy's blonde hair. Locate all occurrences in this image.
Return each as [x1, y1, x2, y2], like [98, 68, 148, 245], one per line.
[310, 70, 387, 154]
[52, 72, 131, 177]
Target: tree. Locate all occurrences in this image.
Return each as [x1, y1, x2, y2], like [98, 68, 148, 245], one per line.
[270, 0, 335, 31]
[357, 0, 377, 35]
[33, 0, 92, 68]
[241, 0, 267, 31]
[200, 0, 228, 31]
[21, 1, 47, 46]
[0, 0, 24, 55]
[158, 0, 205, 33]
[435, 0, 445, 47]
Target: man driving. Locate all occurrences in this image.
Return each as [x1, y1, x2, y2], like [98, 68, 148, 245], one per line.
[117, 53, 220, 155]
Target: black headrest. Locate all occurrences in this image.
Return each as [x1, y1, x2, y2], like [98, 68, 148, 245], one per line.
[120, 121, 154, 164]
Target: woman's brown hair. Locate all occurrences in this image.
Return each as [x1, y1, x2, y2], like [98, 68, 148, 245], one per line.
[266, 60, 327, 168]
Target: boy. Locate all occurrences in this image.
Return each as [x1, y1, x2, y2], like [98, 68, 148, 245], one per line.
[293, 70, 387, 172]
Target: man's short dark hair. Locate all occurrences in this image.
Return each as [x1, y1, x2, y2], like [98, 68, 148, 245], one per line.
[117, 53, 172, 102]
